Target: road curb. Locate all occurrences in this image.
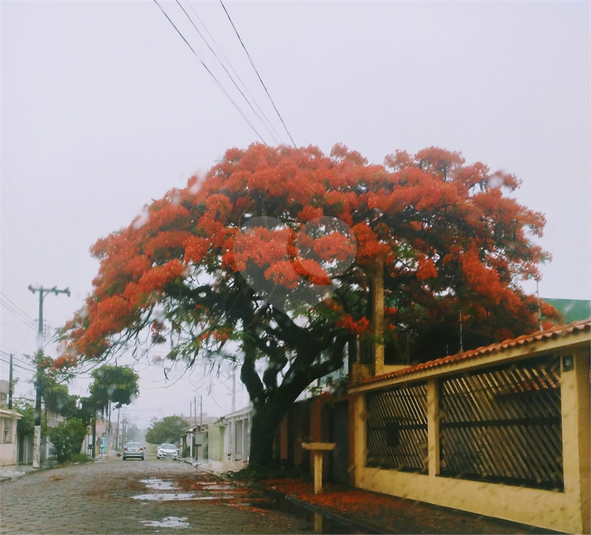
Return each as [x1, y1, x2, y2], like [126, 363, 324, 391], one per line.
[0, 471, 27, 484]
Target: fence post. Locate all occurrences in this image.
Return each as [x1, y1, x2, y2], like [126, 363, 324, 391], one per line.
[350, 392, 366, 487]
[427, 378, 440, 477]
[560, 351, 590, 534]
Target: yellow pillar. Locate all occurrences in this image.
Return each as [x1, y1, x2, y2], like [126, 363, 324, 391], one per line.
[575, 351, 590, 534]
[427, 378, 440, 477]
[352, 392, 366, 488]
[560, 348, 590, 534]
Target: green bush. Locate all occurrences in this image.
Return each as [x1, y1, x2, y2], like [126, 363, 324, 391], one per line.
[48, 418, 87, 464]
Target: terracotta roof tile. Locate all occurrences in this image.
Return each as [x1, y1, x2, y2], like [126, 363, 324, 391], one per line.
[355, 318, 591, 387]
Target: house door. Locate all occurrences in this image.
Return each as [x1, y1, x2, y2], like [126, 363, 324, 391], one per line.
[329, 401, 349, 485]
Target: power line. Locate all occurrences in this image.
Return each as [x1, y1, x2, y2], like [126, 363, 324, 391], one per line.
[0, 291, 36, 323]
[218, 0, 299, 149]
[0, 350, 33, 368]
[177, 0, 284, 145]
[152, 0, 270, 146]
[0, 297, 37, 331]
[186, 0, 285, 144]
[0, 356, 35, 373]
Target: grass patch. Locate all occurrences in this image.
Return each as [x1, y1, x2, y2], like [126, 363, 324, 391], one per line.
[65, 453, 93, 465]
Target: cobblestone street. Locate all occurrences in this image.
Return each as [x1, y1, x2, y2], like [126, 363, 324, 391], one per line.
[0, 457, 313, 534]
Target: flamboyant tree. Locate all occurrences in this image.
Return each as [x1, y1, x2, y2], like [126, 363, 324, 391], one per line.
[59, 144, 558, 467]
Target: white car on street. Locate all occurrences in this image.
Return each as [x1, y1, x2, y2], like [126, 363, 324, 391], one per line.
[157, 443, 178, 459]
[122, 442, 144, 461]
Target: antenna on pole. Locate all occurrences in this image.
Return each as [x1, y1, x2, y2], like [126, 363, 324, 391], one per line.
[459, 311, 464, 353]
[536, 280, 543, 331]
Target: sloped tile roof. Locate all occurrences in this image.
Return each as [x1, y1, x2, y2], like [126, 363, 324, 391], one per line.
[355, 318, 591, 387]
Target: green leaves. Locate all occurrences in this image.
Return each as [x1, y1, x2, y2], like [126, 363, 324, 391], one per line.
[145, 415, 187, 444]
[88, 365, 139, 410]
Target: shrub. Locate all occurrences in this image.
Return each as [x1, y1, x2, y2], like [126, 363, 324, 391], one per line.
[69, 453, 92, 464]
[47, 418, 87, 464]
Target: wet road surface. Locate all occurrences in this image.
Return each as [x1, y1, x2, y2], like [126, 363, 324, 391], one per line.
[0, 456, 314, 534]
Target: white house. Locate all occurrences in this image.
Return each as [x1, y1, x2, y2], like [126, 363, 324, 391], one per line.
[0, 408, 22, 466]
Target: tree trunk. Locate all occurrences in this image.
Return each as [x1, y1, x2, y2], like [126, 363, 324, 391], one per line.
[248, 404, 284, 468]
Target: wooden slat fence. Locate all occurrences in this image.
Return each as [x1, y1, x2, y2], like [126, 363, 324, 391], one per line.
[366, 382, 428, 473]
[439, 354, 563, 490]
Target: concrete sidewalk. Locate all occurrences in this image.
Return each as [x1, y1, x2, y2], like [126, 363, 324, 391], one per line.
[0, 455, 108, 483]
[185, 461, 560, 534]
[0, 463, 40, 483]
[258, 478, 562, 534]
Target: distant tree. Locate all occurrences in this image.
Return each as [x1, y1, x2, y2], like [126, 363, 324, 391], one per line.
[88, 365, 139, 412]
[126, 423, 142, 442]
[145, 416, 187, 444]
[60, 144, 560, 467]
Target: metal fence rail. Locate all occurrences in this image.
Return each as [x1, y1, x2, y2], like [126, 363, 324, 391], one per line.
[439, 355, 563, 490]
[366, 382, 428, 473]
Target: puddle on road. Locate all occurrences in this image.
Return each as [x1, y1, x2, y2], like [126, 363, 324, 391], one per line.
[131, 478, 373, 533]
[132, 478, 239, 502]
[132, 493, 233, 501]
[198, 484, 235, 491]
[140, 479, 177, 491]
[139, 516, 189, 529]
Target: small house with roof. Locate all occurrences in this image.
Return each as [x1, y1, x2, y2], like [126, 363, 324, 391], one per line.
[0, 408, 22, 466]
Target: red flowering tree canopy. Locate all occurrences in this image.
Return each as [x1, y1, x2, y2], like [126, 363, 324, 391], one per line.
[60, 143, 557, 464]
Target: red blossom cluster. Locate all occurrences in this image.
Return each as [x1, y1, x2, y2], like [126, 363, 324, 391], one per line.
[60, 143, 557, 365]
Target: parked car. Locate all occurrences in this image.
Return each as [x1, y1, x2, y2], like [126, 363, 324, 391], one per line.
[122, 442, 144, 461]
[157, 443, 178, 459]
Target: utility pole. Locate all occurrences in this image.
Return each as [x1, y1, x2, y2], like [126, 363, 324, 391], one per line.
[91, 417, 97, 459]
[8, 354, 13, 410]
[28, 285, 70, 468]
[116, 408, 121, 450]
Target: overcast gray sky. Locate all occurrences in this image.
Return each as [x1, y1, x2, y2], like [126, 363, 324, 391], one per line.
[2, 0, 589, 429]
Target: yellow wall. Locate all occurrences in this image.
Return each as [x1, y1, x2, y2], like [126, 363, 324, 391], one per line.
[351, 333, 590, 534]
[356, 467, 579, 533]
[578, 355, 590, 534]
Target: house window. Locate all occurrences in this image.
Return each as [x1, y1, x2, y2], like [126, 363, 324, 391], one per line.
[2, 418, 12, 444]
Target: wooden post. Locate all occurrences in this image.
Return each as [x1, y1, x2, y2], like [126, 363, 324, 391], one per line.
[313, 451, 323, 494]
[301, 442, 336, 494]
[427, 378, 440, 476]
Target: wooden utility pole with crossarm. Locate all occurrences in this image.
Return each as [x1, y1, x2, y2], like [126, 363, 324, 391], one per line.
[28, 285, 70, 468]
